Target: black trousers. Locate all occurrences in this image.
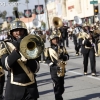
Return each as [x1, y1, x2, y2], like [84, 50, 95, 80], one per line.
[52, 77, 64, 100]
[73, 35, 81, 54]
[21, 89, 37, 100]
[95, 39, 98, 53]
[0, 74, 5, 100]
[59, 38, 64, 46]
[83, 50, 96, 73]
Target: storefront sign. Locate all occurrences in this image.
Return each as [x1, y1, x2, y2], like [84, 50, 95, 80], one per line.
[68, 5, 74, 10]
[90, 0, 98, 4]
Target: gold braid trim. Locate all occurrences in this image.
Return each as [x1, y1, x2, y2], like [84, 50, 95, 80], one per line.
[0, 48, 7, 58]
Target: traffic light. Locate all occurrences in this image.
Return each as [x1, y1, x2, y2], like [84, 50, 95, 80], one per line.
[94, 6, 98, 15]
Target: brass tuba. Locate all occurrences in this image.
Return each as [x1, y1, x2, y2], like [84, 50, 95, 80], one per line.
[52, 17, 63, 38]
[53, 17, 63, 28]
[20, 34, 44, 59]
[33, 18, 41, 28]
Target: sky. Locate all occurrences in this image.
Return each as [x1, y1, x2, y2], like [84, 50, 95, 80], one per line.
[0, 0, 45, 16]
[0, 0, 46, 22]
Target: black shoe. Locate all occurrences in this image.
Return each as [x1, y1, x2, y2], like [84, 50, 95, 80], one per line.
[0, 95, 4, 100]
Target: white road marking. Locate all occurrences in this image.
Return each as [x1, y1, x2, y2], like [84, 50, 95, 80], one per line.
[67, 70, 100, 81]
[41, 63, 100, 81]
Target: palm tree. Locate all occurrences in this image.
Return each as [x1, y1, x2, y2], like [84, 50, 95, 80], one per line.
[25, 0, 29, 12]
[12, 7, 18, 16]
[32, 9, 35, 14]
[25, 0, 29, 3]
[9, 0, 19, 2]
[9, 0, 19, 11]
[2, 11, 7, 21]
[19, 12, 24, 18]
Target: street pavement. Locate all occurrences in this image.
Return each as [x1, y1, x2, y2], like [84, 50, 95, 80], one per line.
[4, 37, 100, 100]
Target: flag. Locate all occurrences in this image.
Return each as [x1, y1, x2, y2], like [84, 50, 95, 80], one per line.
[6, 17, 13, 23]
[24, 9, 32, 18]
[35, 5, 44, 15]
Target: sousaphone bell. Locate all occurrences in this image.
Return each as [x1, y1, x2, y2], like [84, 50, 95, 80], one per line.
[20, 34, 44, 59]
[52, 17, 63, 38]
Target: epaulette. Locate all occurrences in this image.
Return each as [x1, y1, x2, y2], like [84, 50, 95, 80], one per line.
[0, 42, 8, 58]
[0, 48, 7, 58]
[44, 47, 49, 58]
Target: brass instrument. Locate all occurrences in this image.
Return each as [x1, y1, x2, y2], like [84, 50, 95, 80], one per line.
[52, 17, 63, 38]
[53, 17, 63, 28]
[47, 47, 67, 77]
[33, 18, 41, 28]
[57, 60, 66, 77]
[0, 66, 4, 77]
[20, 34, 44, 59]
[77, 32, 88, 39]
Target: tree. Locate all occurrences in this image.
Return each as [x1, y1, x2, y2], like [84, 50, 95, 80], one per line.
[41, 20, 46, 30]
[32, 9, 35, 14]
[9, 0, 19, 2]
[12, 7, 18, 16]
[25, 0, 29, 11]
[25, 0, 29, 4]
[0, 12, 2, 17]
[2, 11, 7, 20]
[19, 12, 24, 18]
[45, 0, 48, 4]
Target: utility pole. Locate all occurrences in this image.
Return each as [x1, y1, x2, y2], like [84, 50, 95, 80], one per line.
[44, 0, 50, 29]
[25, 0, 30, 30]
[37, 0, 41, 21]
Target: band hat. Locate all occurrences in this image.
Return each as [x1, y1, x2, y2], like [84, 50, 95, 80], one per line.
[49, 34, 59, 40]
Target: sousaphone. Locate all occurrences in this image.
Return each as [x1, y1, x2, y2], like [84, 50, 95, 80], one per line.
[74, 16, 83, 38]
[20, 34, 44, 59]
[52, 17, 63, 37]
[33, 19, 41, 28]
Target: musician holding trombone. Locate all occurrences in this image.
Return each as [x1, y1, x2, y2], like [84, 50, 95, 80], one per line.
[0, 17, 40, 100]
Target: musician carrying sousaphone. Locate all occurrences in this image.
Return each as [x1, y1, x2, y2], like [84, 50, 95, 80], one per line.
[0, 10, 45, 100]
[44, 34, 69, 100]
[73, 16, 83, 56]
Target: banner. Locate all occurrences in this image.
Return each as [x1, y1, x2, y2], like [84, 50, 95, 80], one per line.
[35, 5, 44, 15]
[24, 9, 32, 18]
[6, 17, 13, 23]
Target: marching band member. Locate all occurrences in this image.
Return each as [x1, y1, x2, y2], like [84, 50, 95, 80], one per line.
[0, 59, 5, 100]
[81, 33, 96, 76]
[93, 25, 100, 56]
[73, 23, 83, 56]
[0, 19, 40, 100]
[44, 34, 69, 100]
[0, 31, 8, 100]
[59, 24, 69, 47]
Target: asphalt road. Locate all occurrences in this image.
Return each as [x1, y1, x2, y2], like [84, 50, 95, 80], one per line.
[3, 37, 100, 100]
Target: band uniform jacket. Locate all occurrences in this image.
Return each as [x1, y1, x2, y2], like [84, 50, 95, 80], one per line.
[81, 38, 95, 54]
[0, 41, 40, 100]
[59, 26, 69, 40]
[44, 44, 69, 96]
[44, 44, 69, 77]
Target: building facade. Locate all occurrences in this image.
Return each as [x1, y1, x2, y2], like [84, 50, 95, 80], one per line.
[47, 0, 100, 27]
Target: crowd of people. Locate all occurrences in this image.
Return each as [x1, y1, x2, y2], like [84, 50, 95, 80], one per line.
[0, 14, 100, 100]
